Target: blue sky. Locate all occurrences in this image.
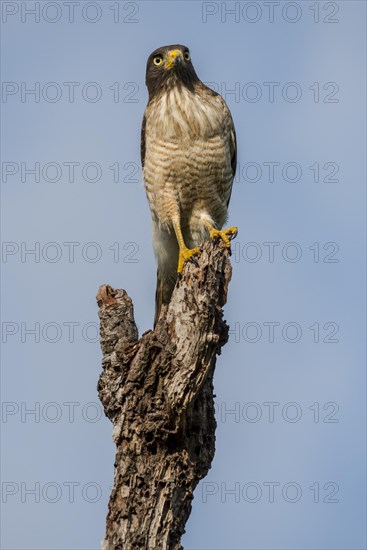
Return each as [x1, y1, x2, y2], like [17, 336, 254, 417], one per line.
[1, 1, 366, 549]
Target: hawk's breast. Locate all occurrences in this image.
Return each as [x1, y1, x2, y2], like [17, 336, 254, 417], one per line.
[143, 85, 234, 228]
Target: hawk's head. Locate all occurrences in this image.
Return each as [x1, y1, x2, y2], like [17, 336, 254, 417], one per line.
[145, 44, 200, 100]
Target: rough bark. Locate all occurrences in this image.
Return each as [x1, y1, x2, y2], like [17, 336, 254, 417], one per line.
[97, 239, 233, 550]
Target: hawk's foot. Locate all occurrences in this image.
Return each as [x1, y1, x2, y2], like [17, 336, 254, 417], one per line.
[207, 226, 238, 248]
[177, 246, 200, 273]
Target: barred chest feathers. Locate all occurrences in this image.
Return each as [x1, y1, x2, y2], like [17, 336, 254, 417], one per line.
[146, 85, 226, 141]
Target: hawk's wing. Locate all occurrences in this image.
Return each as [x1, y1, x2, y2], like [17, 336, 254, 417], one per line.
[141, 113, 147, 167]
[209, 90, 237, 209]
[228, 124, 237, 207]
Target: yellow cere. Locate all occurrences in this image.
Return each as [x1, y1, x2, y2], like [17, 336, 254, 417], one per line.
[165, 49, 183, 70]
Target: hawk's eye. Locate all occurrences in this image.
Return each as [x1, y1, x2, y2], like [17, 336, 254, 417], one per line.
[184, 51, 190, 61]
[153, 55, 163, 67]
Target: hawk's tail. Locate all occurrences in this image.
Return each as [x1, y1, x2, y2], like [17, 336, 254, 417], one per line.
[154, 268, 176, 327]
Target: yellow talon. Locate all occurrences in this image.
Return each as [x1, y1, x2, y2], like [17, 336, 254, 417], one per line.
[177, 246, 200, 273]
[206, 224, 238, 248]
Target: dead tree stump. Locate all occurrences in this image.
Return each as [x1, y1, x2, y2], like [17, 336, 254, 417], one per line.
[97, 239, 233, 550]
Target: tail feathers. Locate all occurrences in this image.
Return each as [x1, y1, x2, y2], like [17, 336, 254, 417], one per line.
[154, 268, 177, 327]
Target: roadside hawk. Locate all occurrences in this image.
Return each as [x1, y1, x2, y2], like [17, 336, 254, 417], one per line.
[141, 44, 237, 325]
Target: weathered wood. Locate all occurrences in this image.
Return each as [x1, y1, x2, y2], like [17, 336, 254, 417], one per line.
[97, 239, 233, 550]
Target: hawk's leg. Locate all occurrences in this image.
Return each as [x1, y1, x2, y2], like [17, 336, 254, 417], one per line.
[204, 221, 238, 248]
[173, 221, 200, 273]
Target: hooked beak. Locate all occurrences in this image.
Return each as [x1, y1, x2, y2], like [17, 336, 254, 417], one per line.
[165, 49, 183, 70]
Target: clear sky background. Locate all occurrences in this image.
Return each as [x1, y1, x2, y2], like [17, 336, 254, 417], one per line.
[1, 1, 366, 549]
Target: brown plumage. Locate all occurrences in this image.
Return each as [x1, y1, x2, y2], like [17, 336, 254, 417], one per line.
[141, 44, 237, 326]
